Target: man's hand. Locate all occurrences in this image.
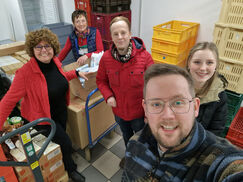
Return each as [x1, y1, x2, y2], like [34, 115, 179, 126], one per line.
[107, 96, 117, 107]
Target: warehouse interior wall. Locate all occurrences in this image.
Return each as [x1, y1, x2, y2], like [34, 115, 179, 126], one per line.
[0, 0, 27, 42]
[0, 0, 222, 49]
[137, 0, 222, 52]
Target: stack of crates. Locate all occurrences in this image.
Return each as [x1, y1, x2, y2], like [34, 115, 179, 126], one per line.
[74, 0, 92, 26]
[226, 107, 243, 149]
[151, 20, 199, 67]
[90, 0, 132, 50]
[221, 90, 243, 137]
[213, 0, 243, 141]
[213, 0, 243, 94]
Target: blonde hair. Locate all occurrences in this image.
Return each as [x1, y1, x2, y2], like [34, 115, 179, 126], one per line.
[186, 42, 225, 98]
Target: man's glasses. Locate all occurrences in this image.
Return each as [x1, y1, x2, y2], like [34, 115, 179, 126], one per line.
[144, 98, 194, 114]
[34, 44, 52, 51]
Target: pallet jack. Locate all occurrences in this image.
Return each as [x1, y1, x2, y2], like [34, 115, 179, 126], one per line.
[0, 117, 56, 182]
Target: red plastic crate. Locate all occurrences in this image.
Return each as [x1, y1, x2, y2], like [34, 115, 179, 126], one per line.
[74, 0, 92, 26]
[90, 0, 131, 14]
[91, 10, 131, 41]
[103, 40, 113, 51]
[226, 135, 243, 149]
[0, 145, 18, 182]
[226, 107, 243, 148]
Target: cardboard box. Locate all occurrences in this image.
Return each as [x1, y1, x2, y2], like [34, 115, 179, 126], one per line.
[42, 159, 65, 180]
[56, 171, 69, 182]
[63, 61, 100, 101]
[66, 96, 115, 149]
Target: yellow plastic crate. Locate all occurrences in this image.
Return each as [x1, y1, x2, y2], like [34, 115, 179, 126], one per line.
[218, 0, 243, 28]
[213, 23, 243, 63]
[218, 58, 243, 94]
[188, 35, 198, 49]
[151, 48, 188, 65]
[152, 38, 189, 54]
[153, 58, 186, 68]
[153, 20, 199, 43]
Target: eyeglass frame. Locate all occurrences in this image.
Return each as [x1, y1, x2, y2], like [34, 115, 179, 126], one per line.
[34, 44, 52, 51]
[144, 97, 195, 114]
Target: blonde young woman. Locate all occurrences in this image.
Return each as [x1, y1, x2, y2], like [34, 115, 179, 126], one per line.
[186, 42, 228, 136]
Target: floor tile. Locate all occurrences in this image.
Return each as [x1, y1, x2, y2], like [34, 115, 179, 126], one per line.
[82, 165, 107, 182]
[92, 150, 120, 179]
[110, 169, 123, 182]
[72, 152, 90, 172]
[110, 138, 126, 159]
[77, 142, 107, 163]
[114, 126, 123, 136]
[99, 131, 122, 149]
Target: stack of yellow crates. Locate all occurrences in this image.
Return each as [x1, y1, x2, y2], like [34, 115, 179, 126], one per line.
[151, 20, 199, 67]
[213, 0, 243, 94]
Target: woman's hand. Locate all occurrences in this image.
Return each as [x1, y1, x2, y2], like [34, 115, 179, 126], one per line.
[77, 55, 88, 66]
[78, 71, 95, 81]
[107, 96, 117, 107]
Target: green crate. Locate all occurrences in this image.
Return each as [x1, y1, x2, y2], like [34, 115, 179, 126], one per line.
[221, 126, 229, 138]
[226, 90, 243, 116]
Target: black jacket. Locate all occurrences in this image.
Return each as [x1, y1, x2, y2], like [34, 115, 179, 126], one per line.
[196, 75, 228, 136]
[197, 91, 227, 136]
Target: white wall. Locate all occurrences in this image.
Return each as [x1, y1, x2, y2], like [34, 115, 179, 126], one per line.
[0, 0, 27, 42]
[58, 0, 75, 24]
[134, 0, 222, 52]
[0, 0, 222, 45]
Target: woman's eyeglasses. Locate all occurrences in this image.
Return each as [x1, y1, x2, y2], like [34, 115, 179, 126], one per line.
[34, 44, 52, 51]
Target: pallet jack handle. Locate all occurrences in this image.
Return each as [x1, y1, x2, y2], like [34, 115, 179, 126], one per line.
[0, 117, 56, 182]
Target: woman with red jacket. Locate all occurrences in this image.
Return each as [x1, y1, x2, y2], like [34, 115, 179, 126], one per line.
[58, 9, 104, 66]
[0, 29, 89, 182]
[96, 16, 154, 168]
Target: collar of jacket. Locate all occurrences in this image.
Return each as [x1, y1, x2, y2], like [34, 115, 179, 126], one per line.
[200, 76, 225, 105]
[137, 121, 206, 160]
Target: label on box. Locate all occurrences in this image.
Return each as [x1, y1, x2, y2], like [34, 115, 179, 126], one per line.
[47, 147, 61, 161]
[50, 160, 62, 173]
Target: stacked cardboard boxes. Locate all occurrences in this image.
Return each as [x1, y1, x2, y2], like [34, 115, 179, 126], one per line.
[10, 133, 68, 182]
[151, 20, 199, 67]
[63, 62, 116, 154]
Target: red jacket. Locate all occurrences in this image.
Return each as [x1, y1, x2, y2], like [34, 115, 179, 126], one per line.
[0, 57, 77, 129]
[96, 37, 154, 121]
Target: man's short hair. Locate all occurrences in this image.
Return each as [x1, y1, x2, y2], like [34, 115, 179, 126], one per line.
[144, 64, 195, 97]
[109, 16, 131, 32]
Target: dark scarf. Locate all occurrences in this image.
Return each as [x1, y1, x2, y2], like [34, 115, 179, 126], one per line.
[111, 41, 133, 63]
[75, 28, 90, 39]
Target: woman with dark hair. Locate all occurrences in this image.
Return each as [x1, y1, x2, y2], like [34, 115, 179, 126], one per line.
[186, 42, 228, 136]
[0, 28, 88, 181]
[58, 9, 104, 66]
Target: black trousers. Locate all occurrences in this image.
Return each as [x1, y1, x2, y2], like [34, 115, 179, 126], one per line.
[34, 123, 77, 173]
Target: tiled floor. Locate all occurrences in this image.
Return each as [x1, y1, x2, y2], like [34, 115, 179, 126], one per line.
[71, 126, 126, 182]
